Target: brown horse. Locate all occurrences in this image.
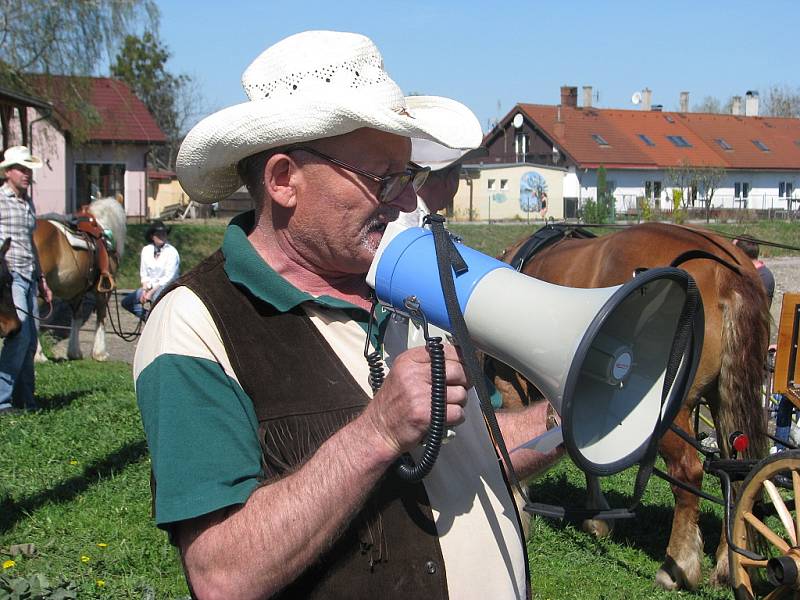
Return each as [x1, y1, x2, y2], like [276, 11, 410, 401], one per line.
[493, 222, 770, 590]
[33, 197, 127, 361]
[0, 238, 21, 337]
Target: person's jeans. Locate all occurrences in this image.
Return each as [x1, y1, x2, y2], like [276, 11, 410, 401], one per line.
[0, 272, 39, 410]
[122, 288, 147, 320]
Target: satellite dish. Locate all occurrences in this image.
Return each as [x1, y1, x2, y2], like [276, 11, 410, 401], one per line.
[631, 92, 642, 105]
[512, 113, 524, 129]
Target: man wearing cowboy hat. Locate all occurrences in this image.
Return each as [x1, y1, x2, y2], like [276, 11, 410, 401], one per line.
[134, 31, 556, 599]
[121, 220, 180, 320]
[0, 146, 52, 414]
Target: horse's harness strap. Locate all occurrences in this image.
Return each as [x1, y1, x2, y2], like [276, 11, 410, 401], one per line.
[74, 210, 116, 293]
[669, 249, 742, 276]
[508, 224, 596, 272]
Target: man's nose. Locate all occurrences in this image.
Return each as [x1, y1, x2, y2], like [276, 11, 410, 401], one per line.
[391, 184, 418, 213]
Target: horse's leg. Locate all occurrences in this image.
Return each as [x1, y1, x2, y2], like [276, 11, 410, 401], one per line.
[34, 338, 48, 363]
[91, 293, 109, 361]
[582, 474, 613, 537]
[66, 300, 83, 360]
[654, 405, 704, 591]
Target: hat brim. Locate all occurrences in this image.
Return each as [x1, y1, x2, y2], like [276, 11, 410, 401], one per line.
[0, 156, 43, 176]
[177, 94, 483, 203]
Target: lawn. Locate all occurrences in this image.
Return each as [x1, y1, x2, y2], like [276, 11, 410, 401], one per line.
[114, 218, 800, 289]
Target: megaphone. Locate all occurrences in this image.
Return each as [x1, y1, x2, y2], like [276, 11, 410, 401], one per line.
[366, 223, 702, 477]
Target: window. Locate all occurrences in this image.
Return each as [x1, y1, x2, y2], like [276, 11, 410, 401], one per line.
[515, 133, 529, 161]
[500, 179, 509, 190]
[734, 182, 750, 208]
[487, 178, 496, 190]
[75, 163, 125, 209]
[638, 134, 656, 146]
[715, 138, 733, 150]
[779, 181, 794, 198]
[644, 180, 662, 206]
[752, 139, 770, 152]
[591, 134, 609, 146]
[666, 135, 692, 148]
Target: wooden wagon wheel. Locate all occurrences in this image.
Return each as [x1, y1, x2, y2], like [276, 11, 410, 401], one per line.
[730, 450, 800, 599]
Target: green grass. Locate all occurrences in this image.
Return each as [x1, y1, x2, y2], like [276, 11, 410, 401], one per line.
[0, 361, 188, 598]
[114, 218, 800, 290]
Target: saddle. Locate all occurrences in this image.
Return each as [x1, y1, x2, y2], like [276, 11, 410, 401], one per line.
[72, 207, 115, 293]
[506, 223, 597, 271]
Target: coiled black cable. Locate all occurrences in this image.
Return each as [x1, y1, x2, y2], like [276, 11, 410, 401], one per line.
[363, 300, 448, 482]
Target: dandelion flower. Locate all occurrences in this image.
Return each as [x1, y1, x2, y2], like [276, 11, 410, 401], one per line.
[81, 555, 90, 563]
[96, 542, 108, 548]
[2, 560, 15, 569]
[96, 579, 106, 587]
[69, 459, 78, 465]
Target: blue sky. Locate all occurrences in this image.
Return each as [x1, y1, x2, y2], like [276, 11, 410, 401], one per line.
[154, 0, 799, 132]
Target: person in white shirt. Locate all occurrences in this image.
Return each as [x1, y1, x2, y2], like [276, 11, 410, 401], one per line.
[122, 220, 180, 320]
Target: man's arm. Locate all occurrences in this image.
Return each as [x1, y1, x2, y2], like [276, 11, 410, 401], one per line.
[496, 401, 564, 480]
[176, 344, 469, 600]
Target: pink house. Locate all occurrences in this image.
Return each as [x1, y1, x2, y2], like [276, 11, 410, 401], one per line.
[1, 77, 166, 217]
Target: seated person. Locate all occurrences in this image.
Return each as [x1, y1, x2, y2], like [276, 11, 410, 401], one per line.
[122, 220, 180, 320]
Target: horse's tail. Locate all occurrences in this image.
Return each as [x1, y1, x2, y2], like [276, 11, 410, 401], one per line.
[715, 267, 770, 459]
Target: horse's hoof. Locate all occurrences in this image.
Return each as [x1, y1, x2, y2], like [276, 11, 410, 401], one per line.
[34, 353, 48, 364]
[708, 557, 730, 588]
[92, 352, 109, 362]
[655, 555, 701, 591]
[581, 518, 611, 538]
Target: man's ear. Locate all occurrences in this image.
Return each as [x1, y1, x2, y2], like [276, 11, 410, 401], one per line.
[264, 153, 298, 209]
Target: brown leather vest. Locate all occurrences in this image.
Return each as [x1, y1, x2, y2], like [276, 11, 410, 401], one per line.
[176, 250, 449, 599]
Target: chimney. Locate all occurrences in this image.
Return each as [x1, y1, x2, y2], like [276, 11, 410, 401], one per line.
[554, 105, 565, 138]
[560, 85, 578, 108]
[583, 85, 593, 108]
[642, 88, 652, 111]
[732, 96, 742, 115]
[651, 105, 663, 112]
[745, 90, 759, 117]
[680, 91, 689, 113]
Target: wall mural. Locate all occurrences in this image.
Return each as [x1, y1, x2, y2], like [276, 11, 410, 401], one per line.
[519, 171, 548, 213]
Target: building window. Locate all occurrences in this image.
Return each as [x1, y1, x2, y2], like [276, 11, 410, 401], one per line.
[715, 138, 733, 150]
[734, 182, 750, 208]
[500, 179, 509, 190]
[637, 134, 655, 146]
[487, 178, 496, 190]
[752, 139, 770, 152]
[515, 133, 529, 162]
[591, 134, 609, 146]
[645, 180, 662, 206]
[666, 135, 692, 148]
[75, 163, 125, 208]
[779, 181, 794, 198]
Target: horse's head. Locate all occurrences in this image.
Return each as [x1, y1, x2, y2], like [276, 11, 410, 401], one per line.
[0, 238, 20, 337]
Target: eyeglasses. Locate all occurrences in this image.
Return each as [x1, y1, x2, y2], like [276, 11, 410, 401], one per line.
[285, 145, 430, 204]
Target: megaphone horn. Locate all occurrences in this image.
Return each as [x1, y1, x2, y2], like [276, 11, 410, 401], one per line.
[367, 224, 703, 477]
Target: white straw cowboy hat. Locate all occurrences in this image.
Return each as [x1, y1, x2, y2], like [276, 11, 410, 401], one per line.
[411, 138, 488, 171]
[0, 146, 43, 175]
[177, 30, 483, 203]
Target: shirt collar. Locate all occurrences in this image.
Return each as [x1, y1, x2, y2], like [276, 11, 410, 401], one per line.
[222, 211, 368, 314]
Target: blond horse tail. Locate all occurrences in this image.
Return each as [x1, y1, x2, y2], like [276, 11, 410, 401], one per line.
[715, 268, 770, 459]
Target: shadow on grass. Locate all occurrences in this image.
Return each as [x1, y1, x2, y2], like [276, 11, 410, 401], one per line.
[528, 472, 724, 564]
[34, 390, 93, 411]
[0, 440, 148, 533]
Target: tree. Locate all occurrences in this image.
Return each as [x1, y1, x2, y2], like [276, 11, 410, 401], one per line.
[762, 85, 800, 118]
[692, 95, 734, 114]
[0, 1, 158, 84]
[111, 32, 200, 168]
[694, 166, 726, 223]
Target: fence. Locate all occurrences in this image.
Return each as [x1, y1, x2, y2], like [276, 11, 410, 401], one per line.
[610, 194, 799, 223]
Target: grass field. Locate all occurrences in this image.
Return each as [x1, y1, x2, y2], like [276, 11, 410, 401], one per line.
[4, 215, 791, 597]
[115, 218, 800, 289]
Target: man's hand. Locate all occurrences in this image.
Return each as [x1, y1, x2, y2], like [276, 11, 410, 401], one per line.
[38, 276, 52, 304]
[362, 343, 468, 458]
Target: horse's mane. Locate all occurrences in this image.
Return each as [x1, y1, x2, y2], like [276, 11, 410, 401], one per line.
[89, 197, 127, 259]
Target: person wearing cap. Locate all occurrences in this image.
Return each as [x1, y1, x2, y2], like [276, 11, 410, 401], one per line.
[134, 31, 556, 599]
[0, 146, 52, 413]
[121, 220, 180, 321]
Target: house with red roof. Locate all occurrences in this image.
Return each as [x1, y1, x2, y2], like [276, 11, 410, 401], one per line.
[462, 86, 800, 220]
[1, 76, 166, 216]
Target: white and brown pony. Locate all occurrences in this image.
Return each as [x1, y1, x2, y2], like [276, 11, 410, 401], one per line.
[33, 197, 126, 360]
